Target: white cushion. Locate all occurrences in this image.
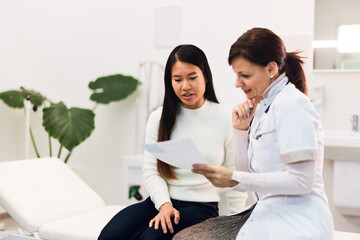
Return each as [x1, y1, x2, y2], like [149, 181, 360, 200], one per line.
[334, 230, 360, 240]
[0, 158, 106, 233]
[39, 205, 125, 240]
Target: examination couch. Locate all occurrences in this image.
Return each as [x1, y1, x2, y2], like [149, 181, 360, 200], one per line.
[0, 157, 125, 240]
[1, 158, 360, 240]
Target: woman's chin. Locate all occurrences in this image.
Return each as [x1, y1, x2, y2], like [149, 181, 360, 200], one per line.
[245, 93, 254, 99]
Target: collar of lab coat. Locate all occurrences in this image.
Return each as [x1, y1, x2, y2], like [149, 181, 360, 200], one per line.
[259, 73, 288, 113]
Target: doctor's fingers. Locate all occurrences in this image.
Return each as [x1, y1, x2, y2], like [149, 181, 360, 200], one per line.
[192, 164, 218, 176]
[193, 166, 229, 180]
[203, 173, 229, 188]
[232, 105, 245, 121]
[192, 164, 216, 172]
[192, 168, 215, 178]
[232, 105, 250, 122]
[244, 98, 256, 117]
[235, 99, 253, 117]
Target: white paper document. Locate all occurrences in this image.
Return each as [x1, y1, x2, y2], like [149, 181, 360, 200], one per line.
[142, 138, 208, 170]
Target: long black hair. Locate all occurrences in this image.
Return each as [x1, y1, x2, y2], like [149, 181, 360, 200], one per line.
[228, 27, 307, 95]
[158, 44, 218, 179]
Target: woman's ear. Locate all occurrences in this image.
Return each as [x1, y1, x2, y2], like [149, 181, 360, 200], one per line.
[267, 62, 279, 77]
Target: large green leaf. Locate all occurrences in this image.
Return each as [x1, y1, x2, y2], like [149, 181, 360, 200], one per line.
[89, 74, 140, 104]
[0, 90, 25, 108]
[43, 102, 95, 151]
[0, 87, 45, 108]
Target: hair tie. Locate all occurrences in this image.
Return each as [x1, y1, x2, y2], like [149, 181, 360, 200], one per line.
[285, 52, 290, 63]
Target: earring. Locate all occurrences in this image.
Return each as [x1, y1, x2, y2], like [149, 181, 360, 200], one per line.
[270, 75, 274, 79]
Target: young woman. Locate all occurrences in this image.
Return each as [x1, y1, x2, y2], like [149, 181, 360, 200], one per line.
[174, 28, 334, 240]
[98, 44, 247, 240]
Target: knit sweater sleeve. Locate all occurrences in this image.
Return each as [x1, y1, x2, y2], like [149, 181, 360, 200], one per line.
[223, 118, 248, 214]
[142, 109, 171, 210]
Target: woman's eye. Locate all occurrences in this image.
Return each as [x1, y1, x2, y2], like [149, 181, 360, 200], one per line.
[173, 79, 181, 82]
[189, 76, 198, 80]
[241, 74, 250, 78]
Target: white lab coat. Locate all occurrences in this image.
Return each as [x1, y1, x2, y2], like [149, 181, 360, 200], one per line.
[233, 75, 334, 240]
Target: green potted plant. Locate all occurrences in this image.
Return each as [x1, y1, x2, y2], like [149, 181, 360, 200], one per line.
[0, 74, 140, 163]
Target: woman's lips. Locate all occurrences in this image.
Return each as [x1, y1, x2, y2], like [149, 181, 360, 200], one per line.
[182, 93, 194, 101]
[243, 89, 251, 94]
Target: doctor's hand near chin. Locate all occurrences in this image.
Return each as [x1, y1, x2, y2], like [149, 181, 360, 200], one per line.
[231, 96, 262, 131]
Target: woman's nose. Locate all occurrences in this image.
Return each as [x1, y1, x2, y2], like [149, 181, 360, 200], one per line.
[182, 80, 191, 90]
[235, 77, 243, 88]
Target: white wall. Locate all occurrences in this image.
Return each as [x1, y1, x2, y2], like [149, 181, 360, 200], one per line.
[314, 0, 360, 40]
[0, 0, 156, 204]
[314, 0, 360, 69]
[1, 0, 360, 233]
[312, 72, 360, 131]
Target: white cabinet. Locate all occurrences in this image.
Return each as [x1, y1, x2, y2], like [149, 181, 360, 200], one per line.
[122, 155, 149, 205]
[324, 130, 360, 217]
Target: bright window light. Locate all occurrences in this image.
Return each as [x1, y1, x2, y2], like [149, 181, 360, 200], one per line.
[312, 40, 338, 48]
[338, 24, 360, 53]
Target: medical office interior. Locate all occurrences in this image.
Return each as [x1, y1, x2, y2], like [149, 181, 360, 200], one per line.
[0, 0, 360, 238]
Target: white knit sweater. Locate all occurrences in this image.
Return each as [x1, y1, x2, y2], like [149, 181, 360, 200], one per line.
[143, 100, 247, 213]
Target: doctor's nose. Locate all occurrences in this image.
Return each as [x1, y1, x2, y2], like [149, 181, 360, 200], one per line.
[235, 77, 244, 88]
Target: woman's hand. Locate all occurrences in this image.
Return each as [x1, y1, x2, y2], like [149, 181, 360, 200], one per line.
[232, 97, 262, 130]
[192, 164, 238, 188]
[149, 202, 180, 234]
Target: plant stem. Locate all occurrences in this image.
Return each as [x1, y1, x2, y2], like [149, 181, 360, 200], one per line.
[48, 135, 52, 157]
[29, 127, 41, 158]
[64, 151, 72, 164]
[58, 145, 63, 158]
[92, 103, 98, 111]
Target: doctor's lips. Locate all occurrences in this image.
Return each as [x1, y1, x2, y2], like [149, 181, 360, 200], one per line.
[242, 88, 252, 94]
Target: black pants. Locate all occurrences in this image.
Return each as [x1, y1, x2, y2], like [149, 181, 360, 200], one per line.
[98, 197, 219, 240]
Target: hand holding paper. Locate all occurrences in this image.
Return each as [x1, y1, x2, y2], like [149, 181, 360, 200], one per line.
[143, 138, 208, 170]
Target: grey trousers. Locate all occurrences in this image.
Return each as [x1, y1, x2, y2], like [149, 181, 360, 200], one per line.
[173, 205, 255, 240]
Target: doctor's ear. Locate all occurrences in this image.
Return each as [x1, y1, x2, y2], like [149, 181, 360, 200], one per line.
[267, 62, 279, 78]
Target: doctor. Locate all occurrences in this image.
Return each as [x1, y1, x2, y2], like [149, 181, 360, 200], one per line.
[173, 27, 334, 240]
